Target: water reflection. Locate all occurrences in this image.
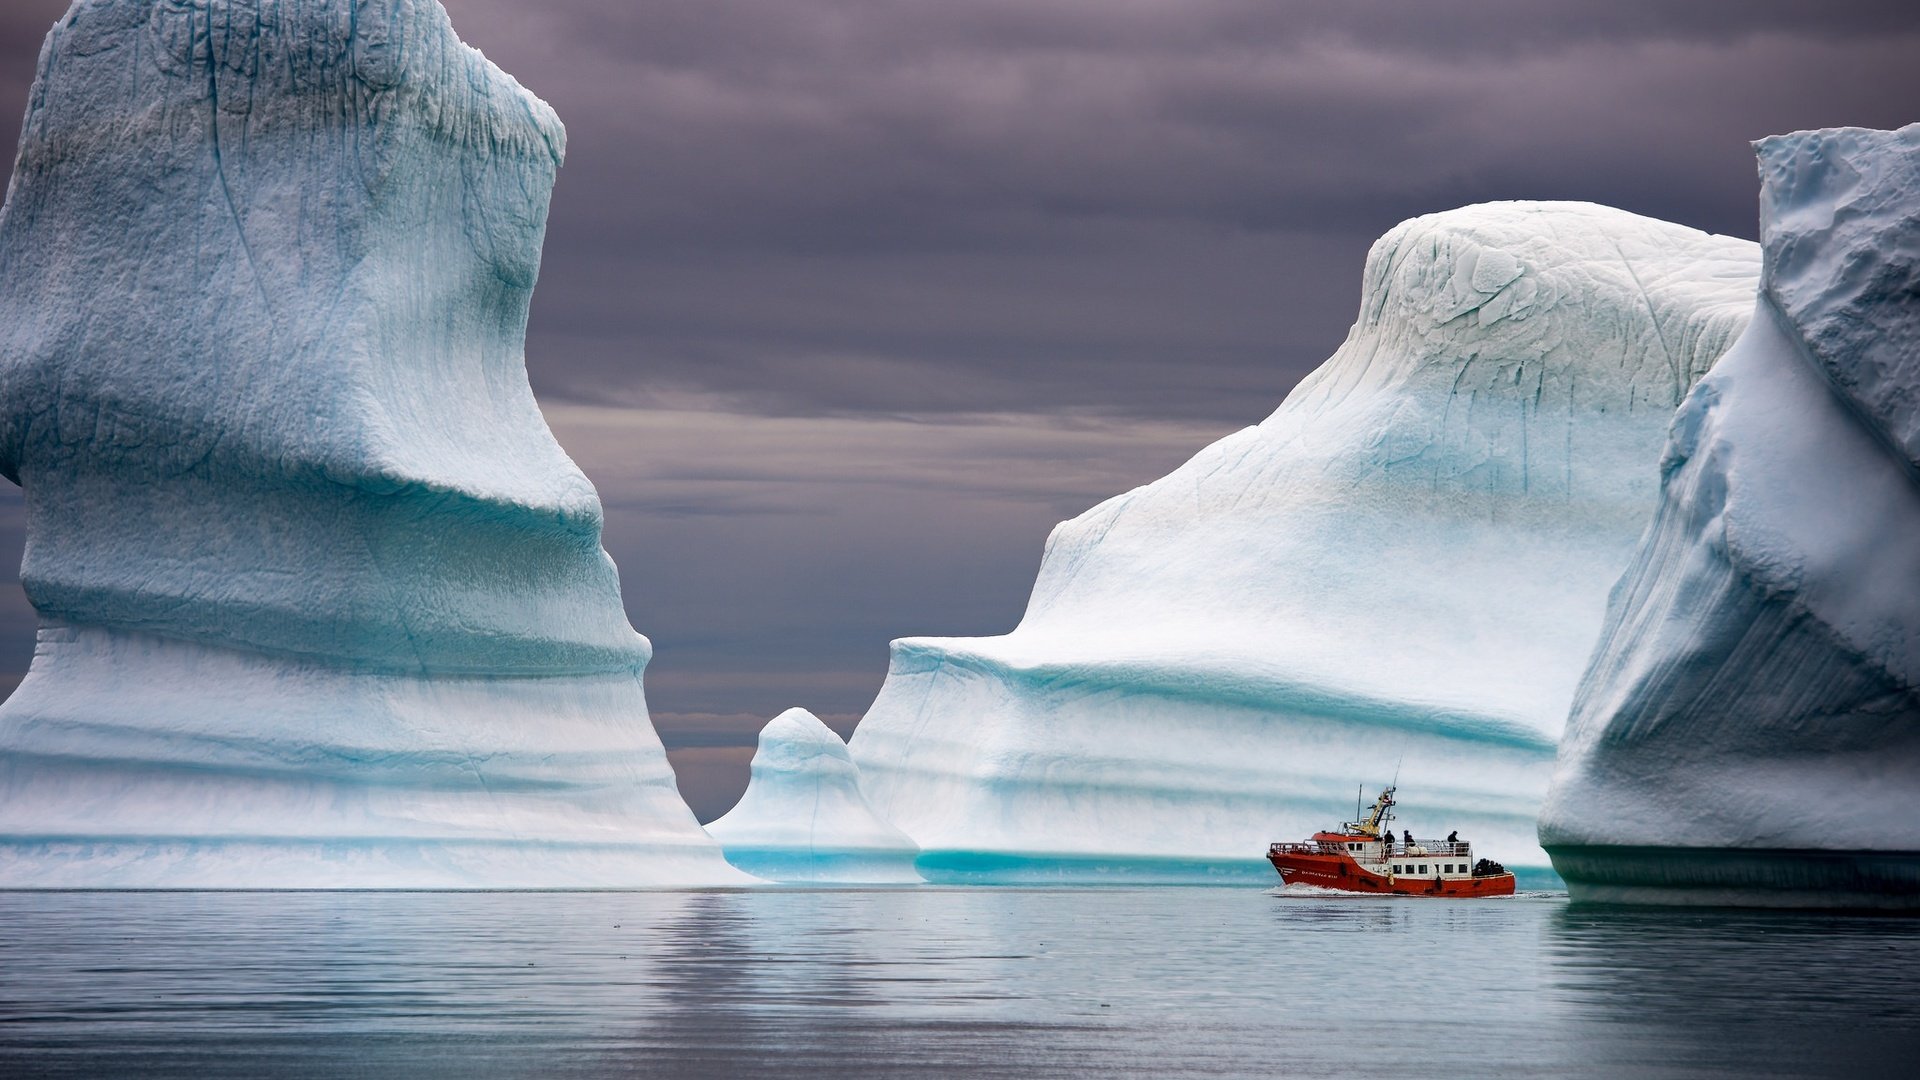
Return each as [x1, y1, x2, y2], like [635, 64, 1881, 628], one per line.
[1546, 905, 1920, 1077]
[0, 890, 1913, 1078]
[603, 891, 1109, 1077]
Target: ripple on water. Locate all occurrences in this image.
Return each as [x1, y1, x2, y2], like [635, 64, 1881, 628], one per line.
[0, 889, 1915, 1078]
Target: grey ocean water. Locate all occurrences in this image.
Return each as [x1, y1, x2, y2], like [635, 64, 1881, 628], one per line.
[0, 888, 1914, 1078]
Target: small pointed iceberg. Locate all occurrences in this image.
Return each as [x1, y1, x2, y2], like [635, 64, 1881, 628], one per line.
[0, 0, 741, 887]
[1540, 124, 1920, 908]
[707, 709, 921, 883]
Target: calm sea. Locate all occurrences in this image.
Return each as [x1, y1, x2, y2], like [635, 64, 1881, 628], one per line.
[0, 888, 1914, 1078]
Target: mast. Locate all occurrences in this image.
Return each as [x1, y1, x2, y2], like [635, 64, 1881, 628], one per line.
[1346, 785, 1396, 837]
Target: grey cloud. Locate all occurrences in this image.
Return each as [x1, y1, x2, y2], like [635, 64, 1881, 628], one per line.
[449, 1, 1920, 250]
[428, 0, 1920, 424]
[521, 224, 1357, 422]
[546, 404, 1232, 536]
[474, 1, 1920, 74]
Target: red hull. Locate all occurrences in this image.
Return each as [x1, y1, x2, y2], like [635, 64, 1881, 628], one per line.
[1269, 851, 1516, 897]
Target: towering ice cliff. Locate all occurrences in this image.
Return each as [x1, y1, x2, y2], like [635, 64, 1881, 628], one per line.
[0, 0, 740, 886]
[1541, 125, 1920, 908]
[848, 203, 1759, 883]
[706, 709, 920, 883]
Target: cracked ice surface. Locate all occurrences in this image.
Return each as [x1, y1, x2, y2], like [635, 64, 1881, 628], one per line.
[706, 709, 920, 883]
[849, 202, 1759, 883]
[1541, 125, 1920, 908]
[0, 0, 741, 887]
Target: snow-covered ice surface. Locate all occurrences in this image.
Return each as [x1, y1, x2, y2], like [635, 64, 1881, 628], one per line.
[849, 202, 1759, 884]
[0, 0, 741, 887]
[706, 709, 920, 883]
[1541, 125, 1920, 909]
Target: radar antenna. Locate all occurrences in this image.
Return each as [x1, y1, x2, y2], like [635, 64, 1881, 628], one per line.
[1344, 783, 1397, 837]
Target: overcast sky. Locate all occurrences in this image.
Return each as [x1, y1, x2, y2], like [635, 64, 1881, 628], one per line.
[1, 0, 1917, 818]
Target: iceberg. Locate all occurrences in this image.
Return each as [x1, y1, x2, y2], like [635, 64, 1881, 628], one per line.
[1540, 125, 1920, 908]
[0, 0, 741, 887]
[706, 709, 920, 883]
[848, 202, 1760, 884]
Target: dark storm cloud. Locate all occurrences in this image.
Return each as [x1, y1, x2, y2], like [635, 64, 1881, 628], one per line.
[475, 0, 1920, 250]
[1, 0, 1916, 815]
[420, 0, 1920, 420]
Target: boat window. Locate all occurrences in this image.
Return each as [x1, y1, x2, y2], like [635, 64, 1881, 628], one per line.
[1418, 865, 1427, 874]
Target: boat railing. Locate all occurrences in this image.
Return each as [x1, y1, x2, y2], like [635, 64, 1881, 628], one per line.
[1388, 840, 1470, 858]
[1269, 839, 1472, 857]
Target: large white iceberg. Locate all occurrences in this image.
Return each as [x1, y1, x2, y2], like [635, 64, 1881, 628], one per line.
[0, 0, 741, 887]
[706, 709, 920, 883]
[1540, 125, 1920, 908]
[848, 202, 1759, 884]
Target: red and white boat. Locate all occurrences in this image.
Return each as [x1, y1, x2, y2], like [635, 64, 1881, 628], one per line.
[1267, 786, 1515, 897]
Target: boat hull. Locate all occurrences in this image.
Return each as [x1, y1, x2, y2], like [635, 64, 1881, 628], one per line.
[1269, 851, 1516, 897]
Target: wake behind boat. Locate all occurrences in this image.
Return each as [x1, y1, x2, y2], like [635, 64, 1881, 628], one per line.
[1268, 786, 1516, 897]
